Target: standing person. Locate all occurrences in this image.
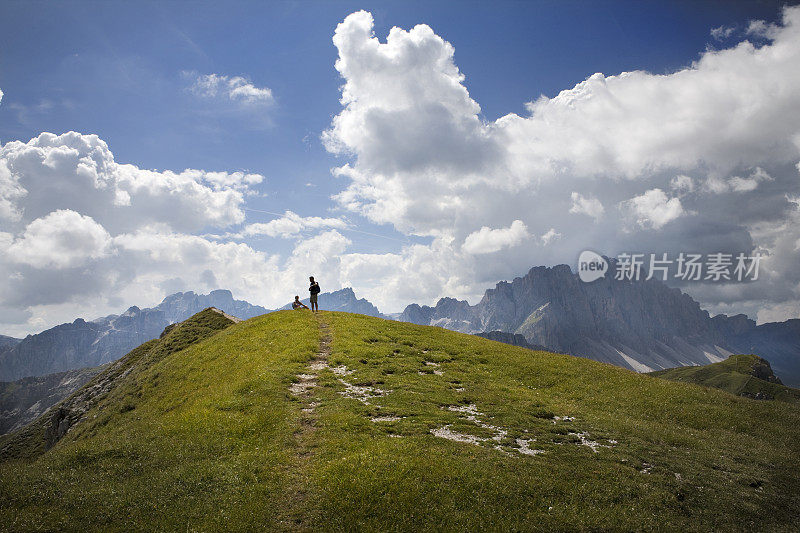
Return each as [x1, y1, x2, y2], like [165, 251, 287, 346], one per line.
[309, 276, 321, 312]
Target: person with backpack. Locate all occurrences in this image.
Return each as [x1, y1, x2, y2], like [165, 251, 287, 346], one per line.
[309, 276, 321, 312]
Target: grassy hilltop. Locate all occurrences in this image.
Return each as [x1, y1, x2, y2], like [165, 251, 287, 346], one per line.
[650, 353, 800, 404]
[1, 310, 798, 531]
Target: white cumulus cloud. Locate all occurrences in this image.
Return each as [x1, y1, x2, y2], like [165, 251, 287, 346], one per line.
[7, 209, 111, 268]
[711, 25, 736, 41]
[704, 167, 774, 193]
[320, 8, 800, 320]
[463, 220, 529, 255]
[569, 192, 604, 220]
[621, 189, 685, 229]
[0, 131, 262, 234]
[241, 211, 347, 239]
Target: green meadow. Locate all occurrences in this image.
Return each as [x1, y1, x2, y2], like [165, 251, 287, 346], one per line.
[1, 310, 798, 531]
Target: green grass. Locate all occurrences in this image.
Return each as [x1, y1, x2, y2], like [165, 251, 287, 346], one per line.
[1, 311, 799, 531]
[649, 354, 800, 404]
[514, 304, 547, 337]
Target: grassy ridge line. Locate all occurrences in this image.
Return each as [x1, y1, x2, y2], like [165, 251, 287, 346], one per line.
[650, 354, 800, 403]
[0, 310, 320, 531]
[0, 310, 798, 531]
[0, 307, 238, 461]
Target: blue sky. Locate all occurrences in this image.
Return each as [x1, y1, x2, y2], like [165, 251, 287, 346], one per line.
[1, 1, 799, 334]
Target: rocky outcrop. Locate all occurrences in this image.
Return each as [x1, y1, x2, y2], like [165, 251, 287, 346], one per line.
[398, 264, 800, 386]
[748, 356, 782, 384]
[727, 319, 800, 387]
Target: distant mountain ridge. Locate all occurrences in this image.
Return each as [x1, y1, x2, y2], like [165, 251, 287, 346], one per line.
[0, 290, 267, 381]
[278, 288, 385, 318]
[0, 287, 382, 381]
[0, 336, 21, 350]
[1, 365, 107, 435]
[2, 267, 799, 387]
[399, 264, 800, 387]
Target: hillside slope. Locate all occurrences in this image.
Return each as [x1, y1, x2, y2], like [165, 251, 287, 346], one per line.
[1, 311, 798, 531]
[650, 354, 800, 403]
[0, 307, 238, 460]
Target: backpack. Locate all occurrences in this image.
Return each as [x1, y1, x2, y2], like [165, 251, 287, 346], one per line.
[310, 282, 321, 294]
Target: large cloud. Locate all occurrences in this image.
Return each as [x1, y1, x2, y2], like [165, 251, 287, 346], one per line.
[0, 131, 351, 335]
[0, 131, 372, 336]
[462, 221, 529, 255]
[321, 8, 800, 321]
[8, 210, 111, 268]
[0, 132, 261, 234]
[240, 211, 348, 239]
[620, 189, 685, 230]
[3, 8, 800, 335]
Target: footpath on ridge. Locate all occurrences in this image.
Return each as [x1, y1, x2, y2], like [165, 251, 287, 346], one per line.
[279, 313, 331, 530]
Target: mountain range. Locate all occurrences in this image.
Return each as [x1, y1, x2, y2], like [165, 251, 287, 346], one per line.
[399, 264, 800, 387]
[0, 290, 267, 382]
[2, 264, 799, 389]
[0, 364, 106, 435]
[0, 288, 381, 382]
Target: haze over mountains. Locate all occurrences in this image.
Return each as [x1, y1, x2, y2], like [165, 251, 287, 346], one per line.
[1, 265, 799, 389]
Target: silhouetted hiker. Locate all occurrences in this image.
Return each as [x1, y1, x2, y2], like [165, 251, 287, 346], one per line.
[292, 295, 309, 310]
[309, 276, 320, 312]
